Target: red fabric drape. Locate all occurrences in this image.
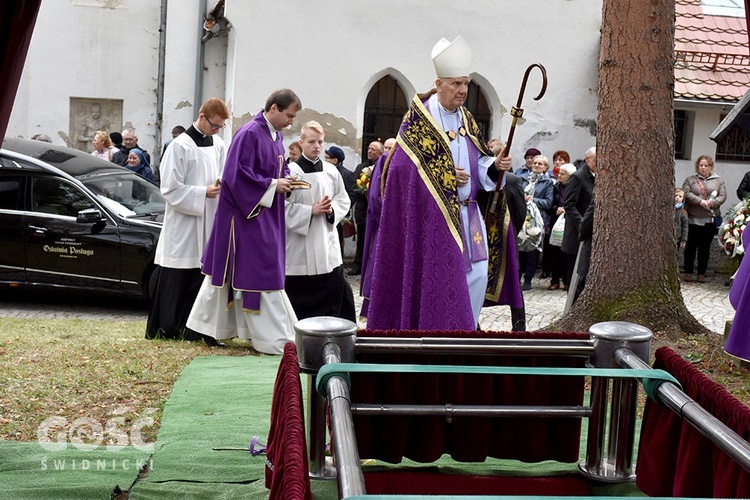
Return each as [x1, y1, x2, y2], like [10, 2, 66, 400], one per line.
[636, 346, 750, 498]
[265, 343, 312, 500]
[363, 470, 592, 496]
[352, 329, 589, 464]
[0, 1, 41, 147]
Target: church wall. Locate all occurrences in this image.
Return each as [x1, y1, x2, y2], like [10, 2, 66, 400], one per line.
[8, 0, 162, 156]
[223, 0, 602, 166]
[13, 0, 733, 186]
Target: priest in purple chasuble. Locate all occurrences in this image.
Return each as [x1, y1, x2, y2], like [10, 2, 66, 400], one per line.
[186, 89, 302, 355]
[367, 36, 524, 331]
[359, 149, 388, 319]
[725, 229, 750, 363]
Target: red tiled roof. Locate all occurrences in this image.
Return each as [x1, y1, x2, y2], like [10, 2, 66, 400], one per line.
[675, 0, 750, 102]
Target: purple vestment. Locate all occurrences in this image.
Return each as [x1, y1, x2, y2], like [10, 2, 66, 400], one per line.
[359, 154, 386, 318]
[201, 111, 289, 303]
[368, 93, 479, 330]
[726, 230, 750, 362]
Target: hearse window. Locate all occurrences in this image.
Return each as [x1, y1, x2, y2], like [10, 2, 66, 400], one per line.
[0, 176, 23, 210]
[32, 176, 95, 217]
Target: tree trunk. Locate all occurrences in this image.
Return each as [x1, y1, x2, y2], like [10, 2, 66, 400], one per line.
[554, 0, 708, 338]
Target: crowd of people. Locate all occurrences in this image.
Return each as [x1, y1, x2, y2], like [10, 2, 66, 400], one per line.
[61, 35, 739, 355]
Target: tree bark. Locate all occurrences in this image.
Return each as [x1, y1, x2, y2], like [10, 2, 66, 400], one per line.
[553, 0, 708, 338]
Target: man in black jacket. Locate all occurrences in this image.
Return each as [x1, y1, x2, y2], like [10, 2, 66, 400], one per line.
[737, 170, 750, 200]
[561, 147, 596, 293]
[349, 140, 383, 275]
[112, 129, 151, 167]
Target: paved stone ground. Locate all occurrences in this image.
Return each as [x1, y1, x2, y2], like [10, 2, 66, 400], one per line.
[347, 272, 732, 335]
[0, 235, 733, 336]
[0, 271, 732, 336]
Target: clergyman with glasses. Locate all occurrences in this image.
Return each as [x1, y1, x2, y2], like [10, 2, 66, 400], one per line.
[146, 97, 229, 345]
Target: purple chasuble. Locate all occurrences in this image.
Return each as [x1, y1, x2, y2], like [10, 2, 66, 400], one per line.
[200, 111, 288, 310]
[367, 94, 476, 330]
[359, 154, 387, 318]
[726, 230, 750, 362]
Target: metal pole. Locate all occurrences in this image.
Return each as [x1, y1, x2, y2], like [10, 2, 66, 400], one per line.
[351, 403, 591, 418]
[580, 321, 652, 482]
[583, 375, 609, 475]
[355, 337, 595, 357]
[322, 343, 366, 498]
[306, 374, 334, 479]
[615, 348, 750, 473]
[564, 242, 584, 313]
[295, 316, 358, 481]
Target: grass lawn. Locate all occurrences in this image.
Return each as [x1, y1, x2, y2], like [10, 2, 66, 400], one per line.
[0, 317, 257, 444]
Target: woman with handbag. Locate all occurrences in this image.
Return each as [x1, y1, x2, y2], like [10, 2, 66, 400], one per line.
[547, 163, 576, 290]
[518, 155, 554, 290]
[682, 155, 726, 283]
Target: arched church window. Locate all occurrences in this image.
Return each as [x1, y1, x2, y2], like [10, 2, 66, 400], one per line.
[362, 75, 408, 159]
[465, 81, 492, 141]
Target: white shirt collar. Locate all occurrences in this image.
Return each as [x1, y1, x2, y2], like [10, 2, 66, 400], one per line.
[262, 112, 278, 140]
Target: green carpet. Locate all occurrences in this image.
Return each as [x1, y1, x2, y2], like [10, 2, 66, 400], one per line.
[0, 354, 646, 499]
[0, 439, 150, 499]
[131, 355, 282, 498]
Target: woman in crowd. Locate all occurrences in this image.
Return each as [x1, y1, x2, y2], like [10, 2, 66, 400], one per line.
[681, 155, 726, 283]
[518, 154, 554, 290]
[91, 130, 117, 161]
[547, 163, 576, 290]
[551, 149, 570, 179]
[539, 149, 571, 279]
[126, 148, 155, 181]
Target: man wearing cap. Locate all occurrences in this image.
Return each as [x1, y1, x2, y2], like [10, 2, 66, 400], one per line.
[367, 36, 524, 331]
[325, 145, 357, 256]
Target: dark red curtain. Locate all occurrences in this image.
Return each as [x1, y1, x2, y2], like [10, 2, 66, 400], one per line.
[265, 343, 312, 500]
[0, 1, 41, 148]
[352, 329, 589, 464]
[636, 347, 750, 498]
[363, 470, 592, 496]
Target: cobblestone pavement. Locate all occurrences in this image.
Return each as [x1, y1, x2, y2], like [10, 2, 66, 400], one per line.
[0, 273, 733, 336]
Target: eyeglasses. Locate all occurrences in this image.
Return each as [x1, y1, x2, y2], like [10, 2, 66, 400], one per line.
[206, 117, 226, 130]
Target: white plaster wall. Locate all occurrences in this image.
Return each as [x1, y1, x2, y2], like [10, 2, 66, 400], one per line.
[8, 0, 161, 155]
[10, 0, 743, 198]
[161, 0, 203, 149]
[223, 0, 602, 166]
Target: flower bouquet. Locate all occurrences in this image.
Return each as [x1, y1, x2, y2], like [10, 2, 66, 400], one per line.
[718, 199, 749, 257]
[517, 200, 544, 252]
[355, 166, 373, 194]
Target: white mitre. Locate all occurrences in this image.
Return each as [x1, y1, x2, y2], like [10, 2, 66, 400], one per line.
[431, 36, 471, 78]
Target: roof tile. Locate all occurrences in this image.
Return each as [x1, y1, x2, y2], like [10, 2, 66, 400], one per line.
[675, 0, 749, 102]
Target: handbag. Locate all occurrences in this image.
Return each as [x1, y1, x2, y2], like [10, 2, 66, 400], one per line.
[550, 214, 565, 247]
[342, 219, 356, 238]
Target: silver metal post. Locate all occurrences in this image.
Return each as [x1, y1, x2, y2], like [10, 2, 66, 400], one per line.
[295, 317, 358, 482]
[580, 321, 652, 482]
[322, 343, 366, 498]
[306, 374, 334, 479]
[583, 375, 609, 475]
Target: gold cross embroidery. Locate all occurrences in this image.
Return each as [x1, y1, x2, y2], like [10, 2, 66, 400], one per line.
[473, 231, 483, 245]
